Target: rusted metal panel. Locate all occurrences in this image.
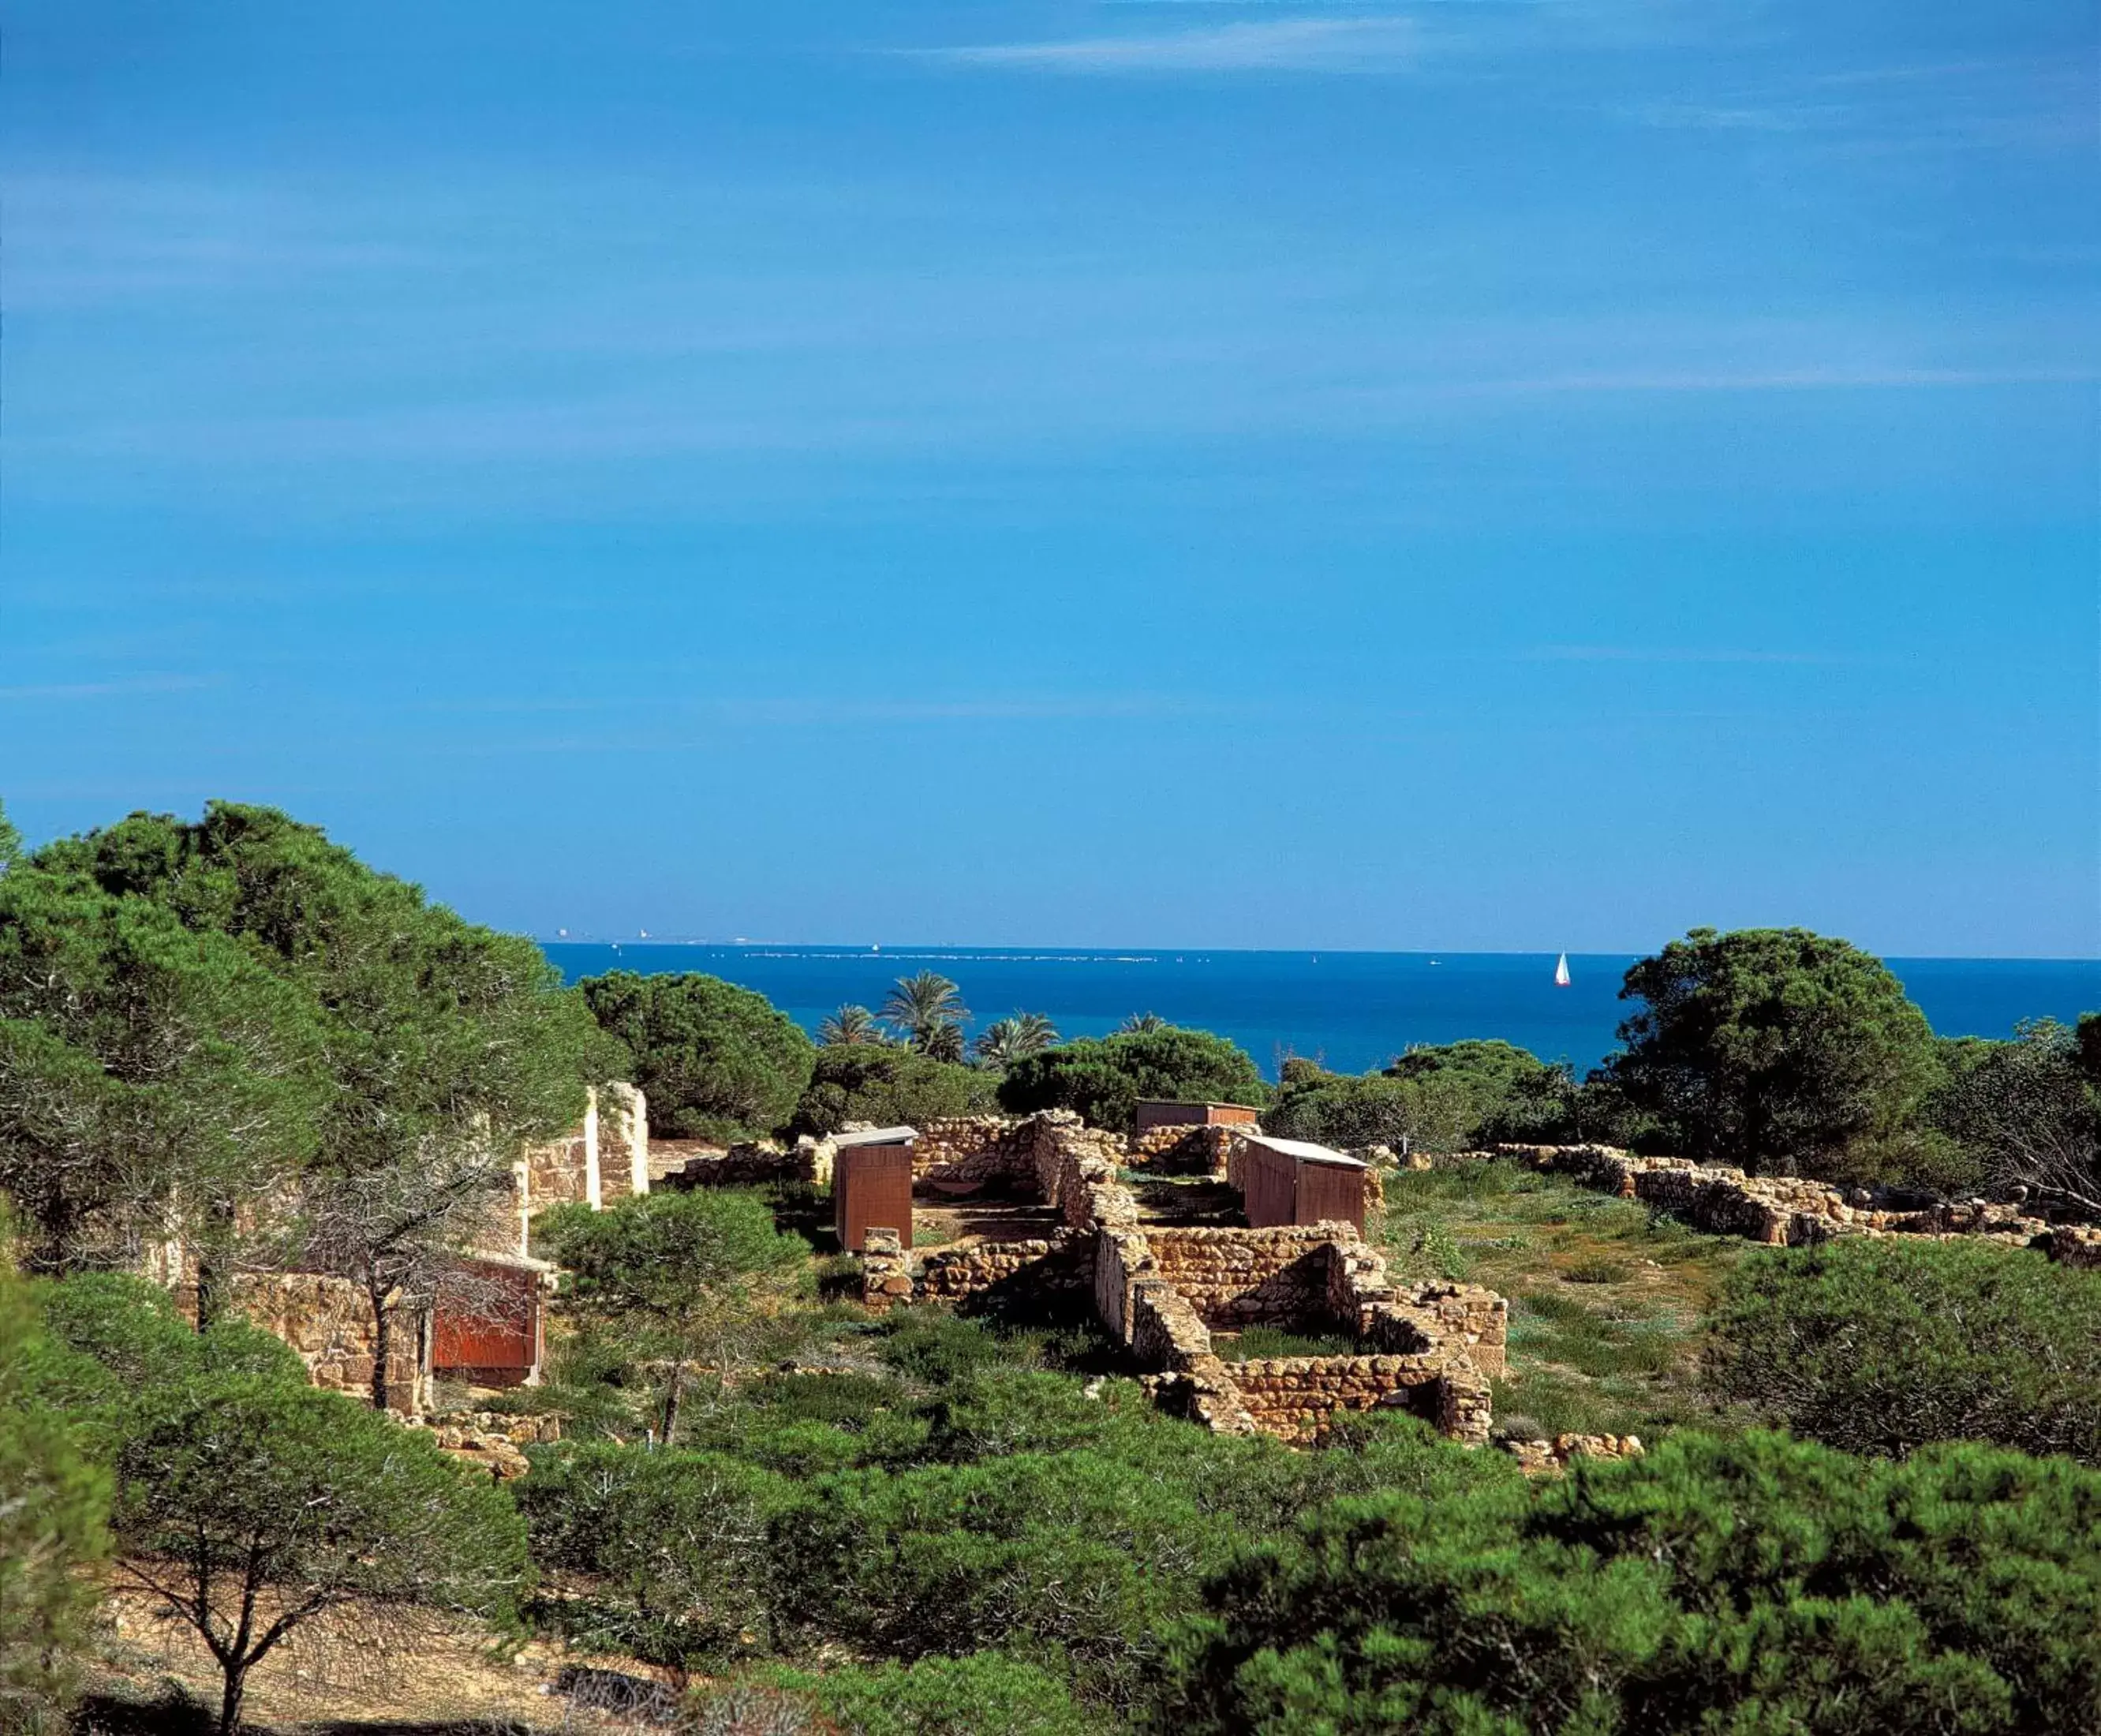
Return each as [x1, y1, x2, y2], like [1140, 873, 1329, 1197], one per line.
[836, 1140, 914, 1252]
[1295, 1161, 1367, 1233]
[432, 1260, 542, 1374]
[1242, 1142, 1299, 1229]
[1135, 1099, 1261, 1134]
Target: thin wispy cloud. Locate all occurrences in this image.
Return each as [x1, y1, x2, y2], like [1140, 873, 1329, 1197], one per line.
[1521, 647, 1850, 666]
[0, 675, 218, 701]
[921, 18, 1421, 75]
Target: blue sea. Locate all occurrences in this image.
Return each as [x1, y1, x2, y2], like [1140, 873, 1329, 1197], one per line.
[542, 945, 2101, 1079]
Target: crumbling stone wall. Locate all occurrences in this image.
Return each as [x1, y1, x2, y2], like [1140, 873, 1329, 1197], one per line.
[1142, 1225, 1347, 1328]
[407, 1410, 562, 1481]
[1508, 1145, 2052, 1248]
[859, 1229, 914, 1313]
[1228, 1353, 1485, 1444]
[228, 1272, 430, 1416]
[1127, 1123, 1235, 1177]
[524, 1128, 597, 1211]
[912, 1116, 1044, 1184]
[596, 1082, 649, 1201]
[1501, 1431, 1644, 1476]
[660, 1139, 817, 1190]
[518, 1082, 656, 1214]
[2049, 1226, 2101, 1269]
[916, 1235, 1089, 1303]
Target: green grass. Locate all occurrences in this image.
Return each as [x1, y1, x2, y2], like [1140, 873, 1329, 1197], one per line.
[1379, 1158, 1741, 1441]
[1213, 1325, 1360, 1363]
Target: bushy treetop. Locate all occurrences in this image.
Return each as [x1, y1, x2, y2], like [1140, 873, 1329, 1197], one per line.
[791, 1045, 1000, 1136]
[996, 1025, 1267, 1132]
[578, 970, 814, 1140]
[1605, 926, 1941, 1173]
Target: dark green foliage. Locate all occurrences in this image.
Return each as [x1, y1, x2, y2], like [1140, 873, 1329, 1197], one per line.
[534, 1190, 808, 1442]
[1156, 1429, 2101, 1735]
[26, 1266, 526, 1736]
[27, 803, 608, 1408]
[1262, 1071, 1423, 1149]
[110, 1375, 529, 1734]
[973, 1013, 1060, 1069]
[1705, 1239, 2101, 1463]
[769, 1450, 1204, 1705]
[997, 1026, 1267, 1132]
[1268, 1040, 1587, 1153]
[882, 972, 970, 1054]
[514, 1440, 787, 1668]
[790, 1045, 1000, 1136]
[577, 970, 814, 1140]
[25, 1274, 305, 1455]
[1924, 1019, 2101, 1214]
[1605, 926, 1942, 1176]
[0, 1244, 109, 1735]
[0, 863, 327, 1280]
[750, 1652, 1096, 1736]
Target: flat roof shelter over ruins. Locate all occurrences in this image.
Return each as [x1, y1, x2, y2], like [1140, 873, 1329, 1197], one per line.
[1235, 1132, 1372, 1233]
[1132, 1098, 1262, 1134]
[834, 1125, 918, 1252]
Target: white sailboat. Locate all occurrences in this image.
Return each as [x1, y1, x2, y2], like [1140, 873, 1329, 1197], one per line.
[1553, 952, 1572, 987]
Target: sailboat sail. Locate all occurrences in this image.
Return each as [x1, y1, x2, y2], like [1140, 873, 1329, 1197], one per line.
[1553, 952, 1572, 987]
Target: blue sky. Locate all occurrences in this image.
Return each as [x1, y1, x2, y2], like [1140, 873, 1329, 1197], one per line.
[3, 0, 2095, 956]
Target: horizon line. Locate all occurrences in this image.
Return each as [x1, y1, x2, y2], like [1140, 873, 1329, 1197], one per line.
[532, 937, 2101, 965]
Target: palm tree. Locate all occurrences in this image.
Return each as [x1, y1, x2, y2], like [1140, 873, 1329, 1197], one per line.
[1118, 1012, 1168, 1034]
[974, 1012, 1060, 1068]
[881, 972, 970, 1051]
[818, 1004, 882, 1046]
[920, 1019, 967, 1064]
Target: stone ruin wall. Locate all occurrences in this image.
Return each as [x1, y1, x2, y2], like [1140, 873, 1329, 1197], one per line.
[226, 1271, 431, 1416]
[845, 1107, 1507, 1447]
[518, 1083, 654, 1218]
[1501, 1143, 2064, 1251]
[1127, 1122, 1236, 1176]
[915, 1235, 1090, 1303]
[595, 1082, 649, 1201]
[1138, 1225, 1344, 1329]
[914, 1115, 1050, 1184]
[661, 1140, 821, 1190]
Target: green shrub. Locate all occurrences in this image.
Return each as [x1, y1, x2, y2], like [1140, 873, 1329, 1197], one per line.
[791, 1047, 1000, 1136]
[750, 1652, 1096, 1736]
[997, 1027, 1266, 1132]
[516, 1440, 789, 1667]
[769, 1450, 1209, 1705]
[1154, 1430, 2101, 1734]
[578, 970, 814, 1141]
[0, 1249, 109, 1735]
[1704, 1238, 2101, 1464]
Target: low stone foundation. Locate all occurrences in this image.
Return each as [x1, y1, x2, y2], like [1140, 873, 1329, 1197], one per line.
[1505, 1145, 2055, 1249]
[1501, 1431, 1645, 1476]
[916, 1234, 1090, 1302]
[661, 1139, 819, 1190]
[849, 1109, 1507, 1447]
[407, 1409, 562, 1480]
